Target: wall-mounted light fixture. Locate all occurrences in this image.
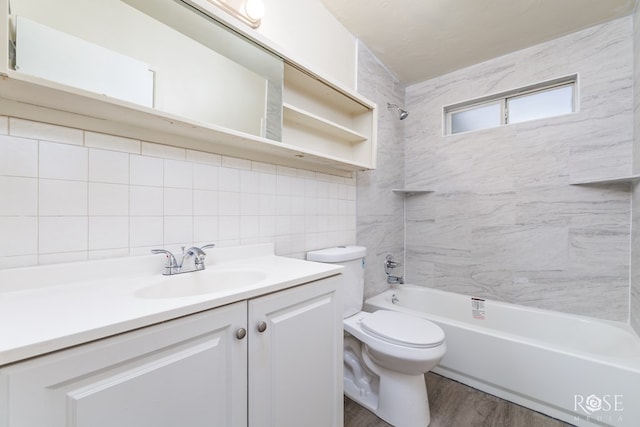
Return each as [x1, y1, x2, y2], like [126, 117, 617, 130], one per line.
[206, 0, 265, 28]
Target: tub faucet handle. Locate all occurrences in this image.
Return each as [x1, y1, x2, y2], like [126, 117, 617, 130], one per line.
[384, 254, 404, 285]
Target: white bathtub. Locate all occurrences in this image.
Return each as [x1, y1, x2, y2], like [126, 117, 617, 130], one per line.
[364, 285, 640, 427]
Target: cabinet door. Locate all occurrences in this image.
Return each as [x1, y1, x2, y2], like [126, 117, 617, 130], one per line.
[0, 302, 247, 427]
[248, 276, 343, 427]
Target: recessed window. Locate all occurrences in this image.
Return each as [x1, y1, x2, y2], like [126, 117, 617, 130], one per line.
[445, 76, 576, 135]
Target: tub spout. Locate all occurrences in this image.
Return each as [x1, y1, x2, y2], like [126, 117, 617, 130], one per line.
[386, 275, 404, 285]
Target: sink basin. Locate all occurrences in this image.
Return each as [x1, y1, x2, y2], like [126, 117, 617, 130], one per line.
[135, 268, 268, 298]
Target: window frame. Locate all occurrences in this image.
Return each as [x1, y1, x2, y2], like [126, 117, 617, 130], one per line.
[444, 75, 577, 136]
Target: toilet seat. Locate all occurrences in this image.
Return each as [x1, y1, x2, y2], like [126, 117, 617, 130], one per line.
[361, 310, 445, 349]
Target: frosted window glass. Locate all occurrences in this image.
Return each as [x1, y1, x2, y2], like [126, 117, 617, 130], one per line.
[451, 102, 501, 134]
[507, 85, 573, 124]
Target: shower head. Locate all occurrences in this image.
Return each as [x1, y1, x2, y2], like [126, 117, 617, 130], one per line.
[387, 102, 409, 120]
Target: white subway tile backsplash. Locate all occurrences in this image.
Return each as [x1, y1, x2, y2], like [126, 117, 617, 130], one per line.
[193, 216, 218, 243]
[297, 169, 315, 180]
[85, 132, 140, 154]
[141, 142, 185, 160]
[222, 156, 251, 170]
[193, 190, 218, 216]
[0, 117, 357, 267]
[89, 183, 129, 216]
[291, 216, 305, 235]
[218, 191, 241, 216]
[291, 177, 305, 196]
[164, 216, 193, 245]
[240, 193, 259, 216]
[276, 195, 292, 216]
[218, 216, 240, 241]
[10, 118, 83, 146]
[219, 167, 240, 192]
[164, 159, 193, 189]
[259, 194, 277, 216]
[130, 155, 163, 187]
[0, 177, 37, 216]
[275, 235, 292, 255]
[276, 165, 298, 177]
[276, 216, 292, 235]
[0, 217, 37, 256]
[39, 142, 88, 181]
[186, 149, 222, 166]
[38, 251, 87, 265]
[0, 135, 38, 177]
[240, 216, 260, 239]
[0, 255, 38, 269]
[291, 196, 305, 216]
[130, 216, 163, 247]
[304, 179, 318, 197]
[276, 175, 291, 195]
[259, 215, 277, 237]
[39, 180, 87, 216]
[251, 161, 277, 174]
[89, 149, 129, 184]
[89, 217, 129, 250]
[259, 172, 277, 194]
[193, 163, 219, 190]
[39, 217, 88, 254]
[164, 188, 193, 216]
[88, 248, 129, 260]
[240, 170, 260, 193]
[130, 186, 163, 216]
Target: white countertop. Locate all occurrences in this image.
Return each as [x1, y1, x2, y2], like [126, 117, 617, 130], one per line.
[0, 244, 342, 366]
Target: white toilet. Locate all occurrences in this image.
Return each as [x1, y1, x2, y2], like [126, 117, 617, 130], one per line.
[307, 246, 446, 427]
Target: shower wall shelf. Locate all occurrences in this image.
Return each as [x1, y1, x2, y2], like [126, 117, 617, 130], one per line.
[392, 189, 435, 195]
[569, 174, 640, 185]
[0, 0, 377, 178]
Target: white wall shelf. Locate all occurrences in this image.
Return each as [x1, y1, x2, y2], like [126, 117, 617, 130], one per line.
[0, 0, 377, 177]
[283, 102, 367, 143]
[569, 174, 640, 185]
[0, 71, 368, 177]
[282, 63, 377, 170]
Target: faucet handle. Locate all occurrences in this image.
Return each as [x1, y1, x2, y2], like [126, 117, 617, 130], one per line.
[151, 249, 177, 265]
[151, 249, 178, 275]
[201, 243, 216, 251]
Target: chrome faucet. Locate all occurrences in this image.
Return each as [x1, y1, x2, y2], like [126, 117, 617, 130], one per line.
[151, 244, 216, 275]
[384, 254, 404, 285]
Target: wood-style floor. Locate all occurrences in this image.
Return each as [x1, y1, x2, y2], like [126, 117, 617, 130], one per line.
[344, 373, 574, 427]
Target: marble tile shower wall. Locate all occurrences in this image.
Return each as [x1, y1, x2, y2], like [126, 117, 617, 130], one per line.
[632, 4, 640, 334]
[403, 17, 633, 321]
[356, 41, 406, 299]
[0, 116, 356, 269]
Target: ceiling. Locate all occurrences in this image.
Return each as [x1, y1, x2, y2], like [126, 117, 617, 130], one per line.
[320, 0, 637, 85]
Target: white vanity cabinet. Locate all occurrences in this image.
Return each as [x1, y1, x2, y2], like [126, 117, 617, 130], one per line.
[249, 275, 343, 427]
[0, 275, 343, 427]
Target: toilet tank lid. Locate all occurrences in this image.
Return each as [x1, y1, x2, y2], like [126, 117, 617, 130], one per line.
[306, 246, 367, 262]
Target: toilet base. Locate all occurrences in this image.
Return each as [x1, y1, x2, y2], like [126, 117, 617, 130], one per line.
[346, 350, 431, 427]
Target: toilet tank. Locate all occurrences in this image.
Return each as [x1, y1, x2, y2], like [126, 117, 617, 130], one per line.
[307, 246, 367, 318]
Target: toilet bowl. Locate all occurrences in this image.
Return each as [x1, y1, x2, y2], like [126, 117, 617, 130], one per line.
[307, 247, 446, 427]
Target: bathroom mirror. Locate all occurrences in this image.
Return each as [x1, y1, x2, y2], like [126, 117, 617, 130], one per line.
[8, 0, 283, 141]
